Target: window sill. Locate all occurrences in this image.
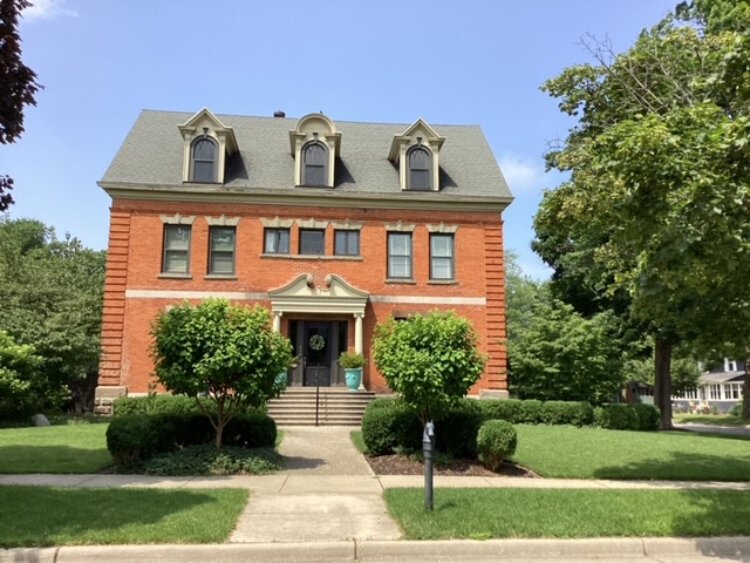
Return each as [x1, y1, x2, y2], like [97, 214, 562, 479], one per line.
[204, 274, 238, 280]
[385, 278, 417, 285]
[427, 279, 458, 285]
[261, 254, 363, 261]
[158, 273, 192, 279]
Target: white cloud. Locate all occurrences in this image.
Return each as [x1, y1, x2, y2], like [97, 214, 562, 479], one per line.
[498, 152, 545, 194]
[23, 0, 78, 21]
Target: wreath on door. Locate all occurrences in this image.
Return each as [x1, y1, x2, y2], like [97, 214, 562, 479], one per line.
[309, 334, 326, 351]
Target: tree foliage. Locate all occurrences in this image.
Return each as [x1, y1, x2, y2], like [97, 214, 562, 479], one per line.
[372, 311, 486, 425]
[0, 0, 42, 210]
[151, 300, 293, 448]
[0, 330, 43, 419]
[0, 218, 105, 412]
[534, 0, 750, 426]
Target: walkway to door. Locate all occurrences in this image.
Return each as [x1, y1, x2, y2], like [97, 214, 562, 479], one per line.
[230, 426, 400, 542]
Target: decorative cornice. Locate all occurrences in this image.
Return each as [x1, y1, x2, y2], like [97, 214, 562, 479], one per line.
[426, 222, 458, 234]
[159, 213, 195, 225]
[384, 221, 416, 232]
[206, 215, 240, 227]
[100, 182, 512, 213]
[260, 217, 294, 228]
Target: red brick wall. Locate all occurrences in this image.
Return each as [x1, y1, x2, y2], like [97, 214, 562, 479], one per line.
[99, 198, 508, 394]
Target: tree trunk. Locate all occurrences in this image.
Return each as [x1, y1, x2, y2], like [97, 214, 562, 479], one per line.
[654, 337, 673, 430]
[743, 355, 750, 421]
[215, 422, 224, 449]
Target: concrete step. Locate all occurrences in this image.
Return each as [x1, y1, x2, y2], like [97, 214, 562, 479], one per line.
[268, 388, 375, 425]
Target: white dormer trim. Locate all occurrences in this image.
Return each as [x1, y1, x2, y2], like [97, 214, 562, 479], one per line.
[289, 113, 341, 188]
[388, 118, 445, 192]
[178, 108, 239, 185]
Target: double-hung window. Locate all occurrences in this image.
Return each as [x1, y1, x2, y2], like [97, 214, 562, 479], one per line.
[162, 225, 191, 274]
[208, 227, 236, 275]
[387, 232, 412, 279]
[334, 230, 360, 256]
[299, 229, 325, 255]
[430, 234, 455, 280]
[264, 228, 290, 254]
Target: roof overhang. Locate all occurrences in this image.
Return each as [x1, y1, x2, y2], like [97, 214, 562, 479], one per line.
[268, 274, 368, 315]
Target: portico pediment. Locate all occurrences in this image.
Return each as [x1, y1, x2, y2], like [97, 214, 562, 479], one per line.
[269, 274, 368, 315]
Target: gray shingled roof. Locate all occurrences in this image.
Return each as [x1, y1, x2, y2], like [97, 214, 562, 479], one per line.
[100, 110, 512, 200]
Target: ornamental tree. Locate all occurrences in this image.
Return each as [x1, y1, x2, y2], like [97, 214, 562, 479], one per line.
[0, 330, 43, 420]
[151, 300, 293, 448]
[372, 311, 486, 425]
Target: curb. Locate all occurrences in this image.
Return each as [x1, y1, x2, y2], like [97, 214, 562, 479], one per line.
[3, 537, 750, 562]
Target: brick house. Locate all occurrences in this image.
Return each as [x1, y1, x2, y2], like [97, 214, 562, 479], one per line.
[95, 108, 513, 408]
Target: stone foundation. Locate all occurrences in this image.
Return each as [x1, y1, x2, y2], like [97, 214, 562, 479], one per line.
[478, 389, 510, 400]
[93, 385, 127, 415]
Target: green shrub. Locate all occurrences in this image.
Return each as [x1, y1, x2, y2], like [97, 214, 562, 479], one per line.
[476, 420, 517, 471]
[0, 331, 46, 421]
[113, 395, 198, 417]
[106, 412, 277, 467]
[435, 399, 483, 457]
[105, 415, 164, 467]
[593, 404, 638, 430]
[632, 404, 660, 431]
[519, 399, 544, 423]
[142, 444, 281, 476]
[477, 399, 524, 423]
[361, 400, 421, 456]
[540, 401, 593, 426]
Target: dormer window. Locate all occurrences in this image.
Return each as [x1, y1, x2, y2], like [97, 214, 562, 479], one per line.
[178, 108, 238, 185]
[303, 141, 328, 186]
[191, 137, 217, 182]
[408, 146, 432, 190]
[290, 114, 341, 188]
[389, 118, 445, 192]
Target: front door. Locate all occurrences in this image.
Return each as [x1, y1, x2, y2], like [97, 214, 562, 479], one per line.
[303, 322, 332, 386]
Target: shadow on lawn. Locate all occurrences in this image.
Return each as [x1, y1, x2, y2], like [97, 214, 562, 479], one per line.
[0, 486, 222, 548]
[0, 445, 110, 474]
[592, 448, 750, 481]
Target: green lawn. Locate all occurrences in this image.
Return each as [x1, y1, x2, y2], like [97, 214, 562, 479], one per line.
[385, 488, 750, 539]
[513, 425, 750, 481]
[0, 422, 111, 474]
[674, 413, 748, 427]
[0, 486, 248, 547]
[350, 430, 367, 453]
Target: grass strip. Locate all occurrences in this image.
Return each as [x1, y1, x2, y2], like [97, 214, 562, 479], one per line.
[350, 430, 367, 454]
[385, 488, 750, 539]
[0, 423, 111, 474]
[673, 414, 747, 427]
[513, 425, 750, 480]
[0, 486, 248, 547]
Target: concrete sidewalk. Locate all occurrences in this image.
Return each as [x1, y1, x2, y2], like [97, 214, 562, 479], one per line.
[3, 537, 750, 563]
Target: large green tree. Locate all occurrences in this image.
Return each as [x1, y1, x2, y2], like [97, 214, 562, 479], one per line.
[0, 219, 105, 412]
[534, 0, 750, 427]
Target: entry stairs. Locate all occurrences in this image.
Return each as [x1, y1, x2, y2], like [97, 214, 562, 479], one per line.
[267, 387, 375, 426]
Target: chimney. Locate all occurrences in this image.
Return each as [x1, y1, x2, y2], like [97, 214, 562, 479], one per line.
[273, 110, 286, 118]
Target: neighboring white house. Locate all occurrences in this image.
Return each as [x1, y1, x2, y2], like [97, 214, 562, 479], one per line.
[672, 359, 746, 413]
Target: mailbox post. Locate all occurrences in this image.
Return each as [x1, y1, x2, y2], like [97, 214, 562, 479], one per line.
[423, 420, 435, 510]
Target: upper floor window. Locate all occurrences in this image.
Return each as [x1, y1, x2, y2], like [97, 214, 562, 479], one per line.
[191, 137, 218, 182]
[334, 230, 360, 256]
[265, 228, 290, 254]
[163, 225, 191, 274]
[408, 146, 432, 190]
[303, 142, 328, 186]
[208, 226, 236, 275]
[430, 234, 455, 280]
[299, 228, 325, 255]
[387, 232, 412, 279]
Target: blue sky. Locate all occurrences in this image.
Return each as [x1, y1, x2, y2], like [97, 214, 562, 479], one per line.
[4, 0, 676, 278]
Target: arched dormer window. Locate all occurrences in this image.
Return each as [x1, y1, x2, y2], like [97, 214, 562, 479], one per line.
[408, 146, 432, 190]
[303, 141, 328, 186]
[191, 137, 217, 182]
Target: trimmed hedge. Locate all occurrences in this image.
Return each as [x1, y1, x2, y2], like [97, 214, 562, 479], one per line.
[592, 403, 660, 431]
[478, 399, 593, 426]
[361, 399, 421, 455]
[538, 401, 594, 427]
[112, 395, 199, 416]
[477, 399, 524, 423]
[476, 420, 517, 470]
[106, 412, 276, 467]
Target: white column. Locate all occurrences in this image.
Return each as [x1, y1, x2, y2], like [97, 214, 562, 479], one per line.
[354, 313, 364, 354]
[272, 311, 282, 333]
